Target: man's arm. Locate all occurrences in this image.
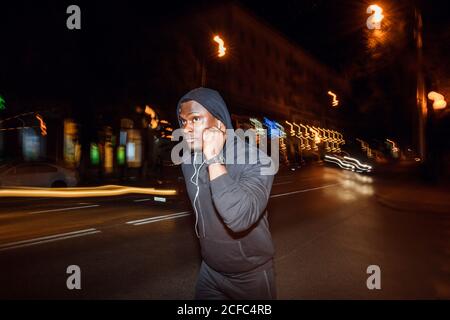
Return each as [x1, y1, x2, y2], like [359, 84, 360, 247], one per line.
[208, 163, 227, 181]
[202, 125, 274, 233]
[209, 160, 274, 233]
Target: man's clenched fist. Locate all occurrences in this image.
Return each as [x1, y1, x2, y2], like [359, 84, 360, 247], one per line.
[202, 126, 226, 160]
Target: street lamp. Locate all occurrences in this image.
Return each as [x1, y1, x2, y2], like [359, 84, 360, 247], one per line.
[200, 34, 227, 86]
[427, 91, 447, 111]
[327, 91, 339, 107]
[365, 3, 389, 54]
[213, 35, 226, 58]
[35, 114, 47, 136]
[144, 105, 159, 129]
[366, 4, 384, 30]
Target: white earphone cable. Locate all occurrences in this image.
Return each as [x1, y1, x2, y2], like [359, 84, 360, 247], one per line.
[190, 152, 206, 238]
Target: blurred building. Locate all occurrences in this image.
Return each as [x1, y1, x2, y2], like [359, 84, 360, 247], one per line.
[145, 2, 350, 130]
[0, 2, 352, 179]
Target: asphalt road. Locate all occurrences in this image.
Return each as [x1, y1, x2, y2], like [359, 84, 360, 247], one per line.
[0, 165, 449, 299]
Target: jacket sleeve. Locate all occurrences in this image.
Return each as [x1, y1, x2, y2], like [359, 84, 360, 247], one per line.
[209, 160, 274, 233]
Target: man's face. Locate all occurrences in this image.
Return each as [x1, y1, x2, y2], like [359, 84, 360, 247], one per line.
[179, 100, 223, 152]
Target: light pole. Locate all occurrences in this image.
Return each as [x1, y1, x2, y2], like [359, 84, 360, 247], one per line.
[414, 6, 427, 162]
[199, 34, 227, 87]
[365, 4, 427, 161]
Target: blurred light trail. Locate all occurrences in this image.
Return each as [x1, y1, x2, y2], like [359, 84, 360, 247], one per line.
[145, 105, 159, 129]
[0, 185, 177, 198]
[284, 121, 296, 137]
[327, 91, 339, 107]
[35, 114, 47, 136]
[366, 4, 384, 30]
[0, 112, 36, 125]
[386, 139, 399, 152]
[428, 91, 447, 110]
[213, 35, 226, 57]
[343, 156, 372, 171]
[324, 155, 355, 171]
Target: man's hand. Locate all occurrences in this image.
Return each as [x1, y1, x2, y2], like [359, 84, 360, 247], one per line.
[202, 126, 225, 160]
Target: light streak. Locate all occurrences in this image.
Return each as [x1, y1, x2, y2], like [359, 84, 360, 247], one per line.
[0, 185, 177, 198]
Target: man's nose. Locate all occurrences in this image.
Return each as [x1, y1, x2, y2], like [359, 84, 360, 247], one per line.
[182, 123, 193, 134]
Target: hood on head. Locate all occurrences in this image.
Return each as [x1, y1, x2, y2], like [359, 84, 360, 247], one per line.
[176, 87, 234, 130]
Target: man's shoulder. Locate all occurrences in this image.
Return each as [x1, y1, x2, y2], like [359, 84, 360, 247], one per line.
[227, 139, 273, 173]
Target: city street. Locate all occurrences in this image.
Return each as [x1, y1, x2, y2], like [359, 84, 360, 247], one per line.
[1, 165, 449, 299]
[1, 0, 450, 305]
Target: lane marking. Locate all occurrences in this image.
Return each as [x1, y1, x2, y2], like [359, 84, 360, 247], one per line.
[27, 205, 100, 215]
[128, 185, 339, 225]
[273, 181, 293, 186]
[126, 211, 191, 225]
[0, 228, 101, 252]
[133, 198, 152, 202]
[270, 183, 340, 198]
[133, 213, 191, 226]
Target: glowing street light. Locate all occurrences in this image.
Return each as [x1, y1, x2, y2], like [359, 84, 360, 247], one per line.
[366, 4, 384, 30]
[144, 105, 159, 129]
[213, 35, 226, 58]
[199, 35, 227, 86]
[284, 121, 296, 137]
[35, 114, 47, 136]
[427, 91, 447, 111]
[327, 91, 339, 107]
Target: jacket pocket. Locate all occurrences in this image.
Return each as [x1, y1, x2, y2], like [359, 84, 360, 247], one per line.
[200, 237, 256, 273]
[239, 225, 275, 264]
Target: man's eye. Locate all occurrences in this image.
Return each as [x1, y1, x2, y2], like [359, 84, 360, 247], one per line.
[180, 119, 186, 125]
[192, 117, 200, 123]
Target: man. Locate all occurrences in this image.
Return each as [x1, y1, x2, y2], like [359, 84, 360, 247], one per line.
[176, 87, 276, 300]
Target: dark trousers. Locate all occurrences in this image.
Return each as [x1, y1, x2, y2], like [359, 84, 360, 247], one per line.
[194, 260, 277, 300]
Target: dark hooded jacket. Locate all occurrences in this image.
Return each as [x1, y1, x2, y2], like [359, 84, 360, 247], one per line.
[177, 87, 275, 274]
